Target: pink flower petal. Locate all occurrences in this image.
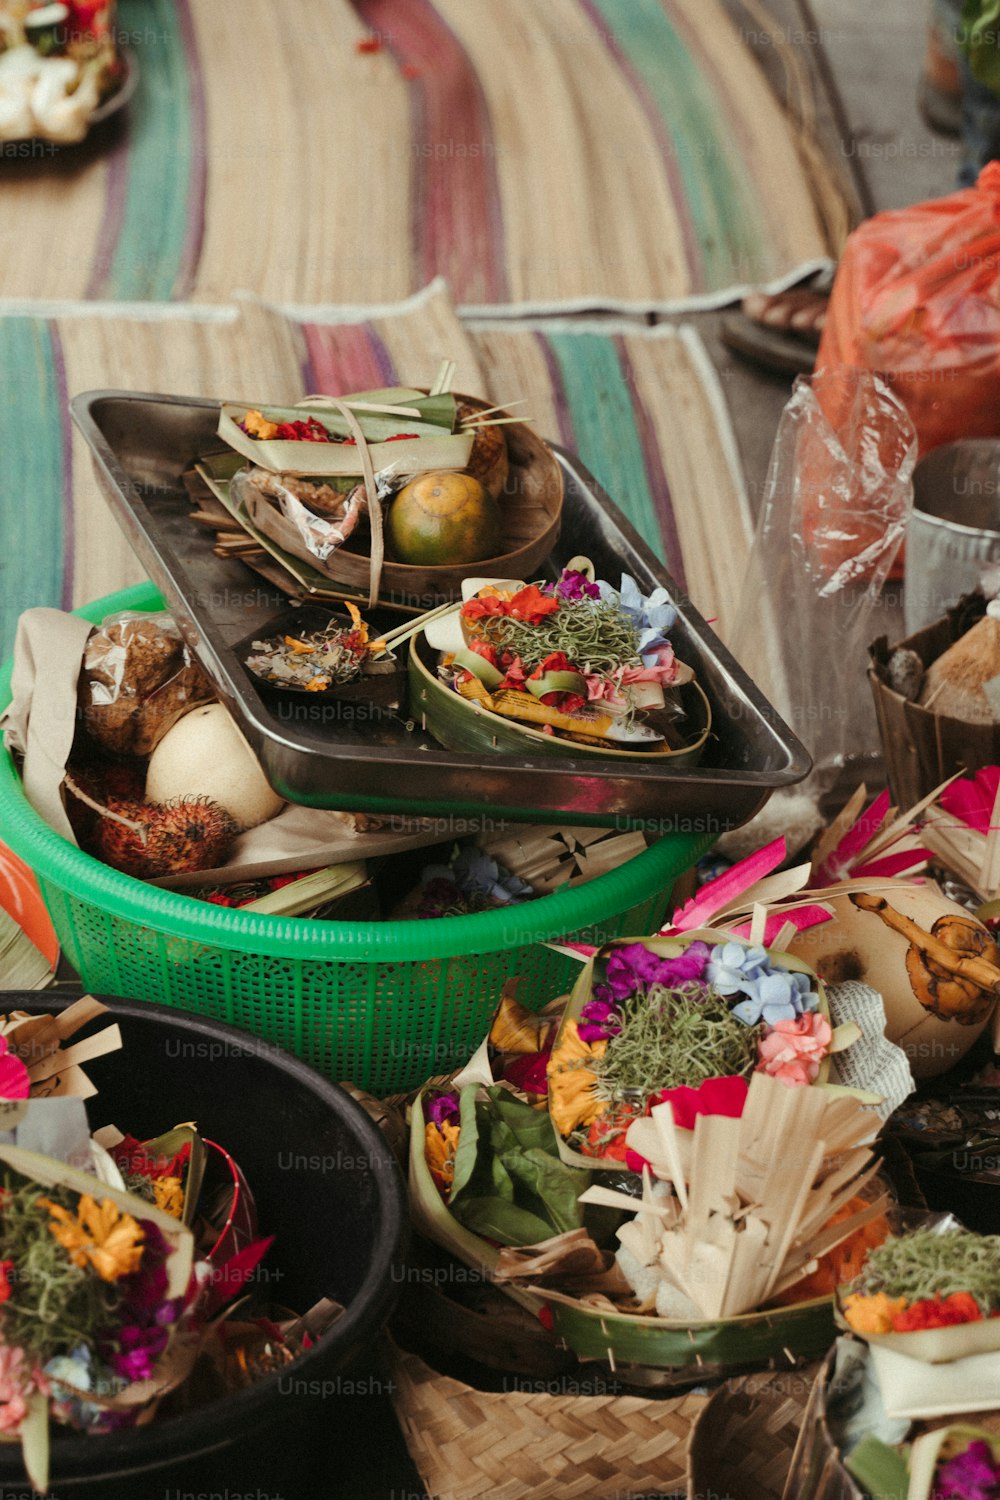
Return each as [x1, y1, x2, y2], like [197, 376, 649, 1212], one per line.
[0, 1051, 30, 1101]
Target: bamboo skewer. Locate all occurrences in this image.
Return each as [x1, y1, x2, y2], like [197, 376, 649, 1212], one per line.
[377, 599, 458, 654]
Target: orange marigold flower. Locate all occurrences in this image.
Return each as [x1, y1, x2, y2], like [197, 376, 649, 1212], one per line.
[40, 1195, 145, 1283]
[424, 1119, 461, 1194]
[241, 409, 279, 440]
[842, 1291, 907, 1335]
[547, 1020, 608, 1137]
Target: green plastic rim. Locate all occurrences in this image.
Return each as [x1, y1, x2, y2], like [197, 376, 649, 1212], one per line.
[0, 583, 712, 965]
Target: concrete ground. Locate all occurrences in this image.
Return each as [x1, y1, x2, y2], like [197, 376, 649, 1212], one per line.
[699, 0, 959, 507]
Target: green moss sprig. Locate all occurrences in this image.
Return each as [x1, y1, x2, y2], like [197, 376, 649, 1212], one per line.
[0, 1181, 121, 1363]
[849, 1227, 1000, 1314]
[592, 982, 762, 1102]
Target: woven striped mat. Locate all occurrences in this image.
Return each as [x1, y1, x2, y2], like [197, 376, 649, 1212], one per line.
[0, 0, 840, 309]
[0, 282, 750, 656]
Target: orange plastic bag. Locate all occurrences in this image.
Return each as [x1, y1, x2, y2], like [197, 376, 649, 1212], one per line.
[817, 163, 1000, 457]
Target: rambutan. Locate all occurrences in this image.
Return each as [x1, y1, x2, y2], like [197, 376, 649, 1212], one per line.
[140, 797, 239, 876]
[65, 776, 238, 877]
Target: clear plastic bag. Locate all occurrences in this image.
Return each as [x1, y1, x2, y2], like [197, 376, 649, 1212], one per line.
[77, 610, 214, 757]
[732, 369, 917, 796]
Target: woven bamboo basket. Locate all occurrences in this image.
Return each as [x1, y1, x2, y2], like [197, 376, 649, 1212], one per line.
[686, 1362, 822, 1500]
[868, 596, 1000, 807]
[387, 1336, 706, 1500]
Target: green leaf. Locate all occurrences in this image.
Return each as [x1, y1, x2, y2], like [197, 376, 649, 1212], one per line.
[446, 1086, 597, 1245]
[526, 671, 588, 699]
[450, 1195, 556, 1247]
[448, 1086, 485, 1205]
[415, 392, 458, 432]
[504, 1147, 586, 1235]
[844, 1435, 910, 1500]
[963, 0, 1000, 93]
[487, 1089, 558, 1151]
[454, 647, 503, 690]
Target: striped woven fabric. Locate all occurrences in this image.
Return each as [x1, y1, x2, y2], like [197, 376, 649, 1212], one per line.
[0, 0, 835, 309]
[0, 282, 750, 656]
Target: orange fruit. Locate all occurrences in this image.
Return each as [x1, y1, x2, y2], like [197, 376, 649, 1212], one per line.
[386, 470, 502, 566]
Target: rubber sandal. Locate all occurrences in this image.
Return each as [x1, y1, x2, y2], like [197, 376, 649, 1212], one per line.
[720, 286, 829, 377]
[719, 314, 817, 377]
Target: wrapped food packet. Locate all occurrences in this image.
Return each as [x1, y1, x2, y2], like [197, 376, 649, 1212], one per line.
[78, 611, 215, 757]
[732, 369, 917, 798]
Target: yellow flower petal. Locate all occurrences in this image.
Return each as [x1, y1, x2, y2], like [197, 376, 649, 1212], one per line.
[43, 1194, 145, 1283]
[152, 1177, 185, 1221]
[424, 1119, 461, 1191]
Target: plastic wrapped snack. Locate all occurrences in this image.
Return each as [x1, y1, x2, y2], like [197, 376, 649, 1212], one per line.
[77, 611, 215, 757]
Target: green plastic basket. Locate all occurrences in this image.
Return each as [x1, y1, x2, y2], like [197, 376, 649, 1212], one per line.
[0, 584, 712, 1094]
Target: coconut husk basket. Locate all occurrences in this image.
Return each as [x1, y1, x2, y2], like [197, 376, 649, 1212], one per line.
[686, 1361, 823, 1500]
[869, 592, 1000, 808]
[241, 393, 564, 608]
[386, 1334, 707, 1500]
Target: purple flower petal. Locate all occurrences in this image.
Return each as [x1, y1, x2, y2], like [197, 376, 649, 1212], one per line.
[933, 1439, 1000, 1500]
[577, 1022, 618, 1043]
[581, 999, 617, 1024]
[426, 1092, 461, 1127]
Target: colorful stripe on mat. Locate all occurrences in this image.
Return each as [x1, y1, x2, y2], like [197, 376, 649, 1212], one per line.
[542, 330, 675, 577]
[354, 0, 508, 305]
[0, 321, 66, 651]
[0, 0, 836, 308]
[87, 0, 204, 300]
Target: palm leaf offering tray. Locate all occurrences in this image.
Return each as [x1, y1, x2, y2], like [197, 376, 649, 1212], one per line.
[213, 373, 563, 609]
[232, 603, 406, 710]
[545, 932, 840, 1172]
[410, 563, 712, 762]
[410, 1057, 891, 1376]
[71, 389, 808, 827]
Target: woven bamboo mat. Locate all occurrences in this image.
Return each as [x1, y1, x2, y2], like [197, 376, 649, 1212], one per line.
[0, 280, 750, 655]
[0, 0, 844, 310]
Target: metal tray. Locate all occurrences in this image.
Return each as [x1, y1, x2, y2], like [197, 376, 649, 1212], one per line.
[71, 390, 810, 832]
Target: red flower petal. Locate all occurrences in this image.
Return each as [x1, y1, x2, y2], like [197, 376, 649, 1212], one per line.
[648, 1075, 749, 1131]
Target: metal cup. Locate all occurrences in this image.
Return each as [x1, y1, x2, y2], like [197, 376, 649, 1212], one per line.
[905, 440, 1000, 634]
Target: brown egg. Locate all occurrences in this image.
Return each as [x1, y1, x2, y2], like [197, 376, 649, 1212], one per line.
[786, 885, 999, 1079]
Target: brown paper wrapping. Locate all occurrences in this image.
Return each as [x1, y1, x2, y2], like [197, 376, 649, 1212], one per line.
[1, 608, 94, 842]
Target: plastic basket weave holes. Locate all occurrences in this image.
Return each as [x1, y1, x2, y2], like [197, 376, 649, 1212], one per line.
[221, 950, 303, 1055]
